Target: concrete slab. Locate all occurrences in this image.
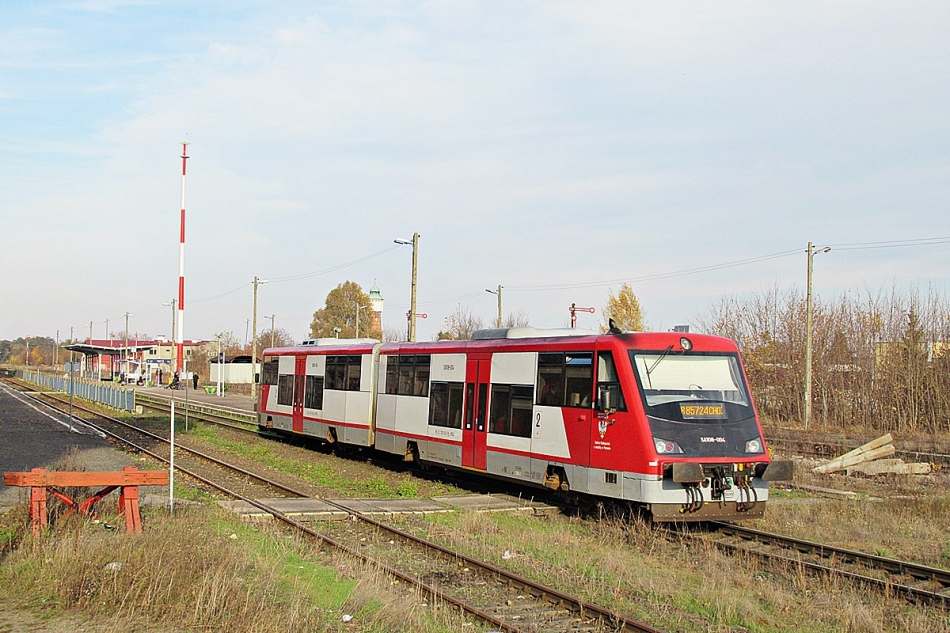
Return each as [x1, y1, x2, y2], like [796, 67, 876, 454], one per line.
[217, 498, 349, 522]
[431, 493, 557, 515]
[333, 498, 452, 516]
[219, 494, 557, 522]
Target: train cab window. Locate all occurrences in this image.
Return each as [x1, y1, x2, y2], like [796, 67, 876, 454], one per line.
[536, 352, 593, 408]
[596, 351, 626, 411]
[305, 375, 324, 410]
[429, 381, 463, 428]
[277, 374, 295, 406]
[262, 358, 279, 386]
[385, 355, 431, 397]
[489, 384, 533, 437]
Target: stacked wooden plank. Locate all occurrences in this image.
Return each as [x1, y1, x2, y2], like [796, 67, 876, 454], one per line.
[812, 433, 932, 475]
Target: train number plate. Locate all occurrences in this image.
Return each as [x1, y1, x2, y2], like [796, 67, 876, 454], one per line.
[679, 403, 727, 419]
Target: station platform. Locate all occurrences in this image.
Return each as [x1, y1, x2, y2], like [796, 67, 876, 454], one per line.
[218, 493, 558, 522]
[135, 385, 255, 412]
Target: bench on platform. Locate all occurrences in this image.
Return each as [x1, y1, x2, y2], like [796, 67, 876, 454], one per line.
[3, 466, 169, 536]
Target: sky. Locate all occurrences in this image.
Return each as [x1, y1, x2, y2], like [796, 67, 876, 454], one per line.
[2, 1, 949, 344]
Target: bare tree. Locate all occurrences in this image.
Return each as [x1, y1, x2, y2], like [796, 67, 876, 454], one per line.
[503, 310, 531, 328]
[437, 305, 485, 340]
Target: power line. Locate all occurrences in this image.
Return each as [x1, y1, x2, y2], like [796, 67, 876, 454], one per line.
[267, 245, 401, 284]
[507, 249, 802, 292]
[827, 236, 950, 251]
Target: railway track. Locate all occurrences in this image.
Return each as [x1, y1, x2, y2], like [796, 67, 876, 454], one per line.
[691, 522, 950, 607]
[6, 379, 666, 633]
[12, 378, 950, 616]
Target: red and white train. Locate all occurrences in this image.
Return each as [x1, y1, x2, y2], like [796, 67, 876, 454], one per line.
[256, 327, 791, 522]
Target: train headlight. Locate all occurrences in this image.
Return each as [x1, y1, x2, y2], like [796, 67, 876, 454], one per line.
[745, 438, 762, 454]
[654, 438, 684, 454]
[680, 337, 692, 351]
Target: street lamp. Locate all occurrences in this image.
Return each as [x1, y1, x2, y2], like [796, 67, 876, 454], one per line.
[250, 276, 268, 402]
[804, 241, 831, 431]
[394, 233, 420, 342]
[163, 300, 176, 377]
[486, 285, 503, 328]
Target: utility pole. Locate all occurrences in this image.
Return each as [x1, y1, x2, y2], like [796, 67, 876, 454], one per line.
[269, 314, 276, 348]
[410, 232, 419, 342]
[55, 330, 59, 368]
[251, 276, 267, 402]
[356, 303, 366, 339]
[394, 233, 420, 341]
[804, 241, 831, 431]
[486, 285, 503, 328]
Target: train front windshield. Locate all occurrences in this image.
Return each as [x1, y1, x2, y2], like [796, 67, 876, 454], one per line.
[629, 351, 763, 457]
[631, 352, 750, 412]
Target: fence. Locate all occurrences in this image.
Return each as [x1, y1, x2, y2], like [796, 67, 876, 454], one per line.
[17, 370, 136, 412]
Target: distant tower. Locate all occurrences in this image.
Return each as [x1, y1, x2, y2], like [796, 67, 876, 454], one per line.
[369, 282, 384, 334]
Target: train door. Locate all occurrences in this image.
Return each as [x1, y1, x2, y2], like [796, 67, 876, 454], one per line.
[292, 355, 306, 433]
[462, 354, 491, 470]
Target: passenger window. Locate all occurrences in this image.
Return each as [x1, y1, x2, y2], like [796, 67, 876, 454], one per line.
[277, 374, 295, 406]
[489, 384, 533, 437]
[305, 375, 324, 409]
[428, 382, 464, 428]
[536, 352, 592, 408]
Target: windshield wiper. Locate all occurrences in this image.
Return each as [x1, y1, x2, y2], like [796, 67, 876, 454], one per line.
[646, 345, 673, 376]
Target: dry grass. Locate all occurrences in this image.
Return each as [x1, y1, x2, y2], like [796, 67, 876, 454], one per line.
[0, 505, 476, 633]
[416, 510, 950, 632]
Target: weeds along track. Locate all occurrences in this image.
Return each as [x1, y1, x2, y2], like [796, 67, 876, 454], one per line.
[681, 521, 950, 608]
[5, 380, 665, 633]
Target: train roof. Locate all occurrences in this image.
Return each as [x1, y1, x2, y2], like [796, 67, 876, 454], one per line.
[262, 328, 739, 356]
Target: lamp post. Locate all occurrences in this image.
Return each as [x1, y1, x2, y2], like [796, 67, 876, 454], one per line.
[394, 233, 419, 342]
[251, 276, 268, 402]
[124, 312, 132, 382]
[163, 300, 177, 376]
[355, 303, 366, 338]
[486, 285, 503, 328]
[804, 241, 831, 431]
[268, 314, 276, 349]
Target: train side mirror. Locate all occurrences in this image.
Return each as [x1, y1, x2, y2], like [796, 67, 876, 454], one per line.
[762, 460, 794, 481]
[255, 372, 260, 384]
[597, 388, 613, 412]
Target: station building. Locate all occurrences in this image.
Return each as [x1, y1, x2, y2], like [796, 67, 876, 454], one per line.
[65, 336, 211, 383]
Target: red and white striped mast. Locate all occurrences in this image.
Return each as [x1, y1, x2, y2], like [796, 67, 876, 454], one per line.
[176, 142, 189, 373]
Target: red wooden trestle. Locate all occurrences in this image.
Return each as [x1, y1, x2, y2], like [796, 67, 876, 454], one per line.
[3, 466, 169, 536]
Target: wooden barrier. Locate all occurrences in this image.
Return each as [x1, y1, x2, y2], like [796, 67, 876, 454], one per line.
[3, 467, 169, 536]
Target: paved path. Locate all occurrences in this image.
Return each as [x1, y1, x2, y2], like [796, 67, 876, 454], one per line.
[0, 383, 161, 512]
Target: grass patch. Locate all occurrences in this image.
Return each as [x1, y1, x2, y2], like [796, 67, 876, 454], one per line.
[0, 505, 475, 632]
[185, 423, 428, 498]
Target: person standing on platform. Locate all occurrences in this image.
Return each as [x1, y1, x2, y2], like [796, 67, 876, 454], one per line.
[192, 372, 199, 391]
